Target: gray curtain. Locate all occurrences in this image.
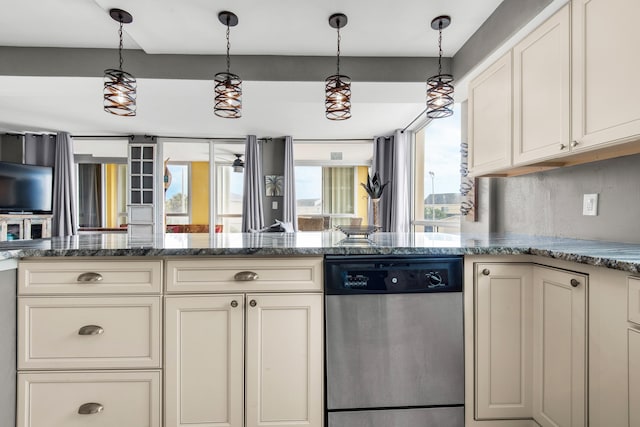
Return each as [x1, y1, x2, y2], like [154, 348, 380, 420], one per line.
[77, 164, 101, 227]
[52, 132, 78, 236]
[24, 133, 56, 166]
[373, 129, 412, 232]
[283, 136, 298, 231]
[241, 135, 265, 232]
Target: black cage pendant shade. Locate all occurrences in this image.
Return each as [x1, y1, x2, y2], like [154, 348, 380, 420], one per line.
[214, 11, 242, 119]
[104, 9, 137, 117]
[325, 13, 351, 121]
[426, 15, 454, 119]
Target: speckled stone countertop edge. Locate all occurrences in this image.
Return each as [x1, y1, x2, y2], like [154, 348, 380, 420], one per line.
[2, 233, 640, 274]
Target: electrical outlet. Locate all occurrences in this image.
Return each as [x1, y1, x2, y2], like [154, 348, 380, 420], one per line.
[583, 193, 598, 216]
[272, 201, 278, 210]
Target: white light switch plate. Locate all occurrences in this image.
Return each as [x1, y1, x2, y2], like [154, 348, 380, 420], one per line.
[272, 201, 278, 210]
[583, 193, 598, 216]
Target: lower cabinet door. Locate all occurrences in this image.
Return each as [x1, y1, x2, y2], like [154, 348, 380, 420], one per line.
[17, 370, 161, 427]
[165, 295, 244, 427]
[245, 293, 323, 427]
[475, 263, 533, 420]
[532, 267, 587, 427]
[630, 328, 640, 426]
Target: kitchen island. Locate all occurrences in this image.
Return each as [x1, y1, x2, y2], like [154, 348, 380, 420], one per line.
[2, 232, 640, 427]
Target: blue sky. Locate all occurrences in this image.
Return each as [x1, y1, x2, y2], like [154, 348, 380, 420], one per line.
[422, 103, 462, 195]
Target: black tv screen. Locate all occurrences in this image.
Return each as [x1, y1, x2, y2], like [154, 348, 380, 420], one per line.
[0, 161, 53, 214]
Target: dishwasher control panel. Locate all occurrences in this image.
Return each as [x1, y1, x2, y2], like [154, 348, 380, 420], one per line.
[325, 256, 463, 294]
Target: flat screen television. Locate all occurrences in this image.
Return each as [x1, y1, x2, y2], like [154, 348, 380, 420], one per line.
[0, 161, 53, 214]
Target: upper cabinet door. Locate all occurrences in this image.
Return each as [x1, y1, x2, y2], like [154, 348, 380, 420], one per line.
[468, 51, 513, 176]
[572, 0, 640, 150]
[513, 5, 571, 165]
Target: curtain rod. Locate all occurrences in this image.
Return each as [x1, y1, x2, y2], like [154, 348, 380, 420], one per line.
[401, 106, 429, 133]
[296, 138, 371, 142]
[5, 132, 371, 142]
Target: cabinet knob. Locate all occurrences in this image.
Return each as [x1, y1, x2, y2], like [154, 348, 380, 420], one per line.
[78, 325, 104, 336]
[482, 268, 490, 276]
[570, 278, 580, 288]
[77, 272, 103, 283]
[234, 271, 259, 281]
[78, 402, 104, 415]
[559, 143, 567, 150]
[230, 300, 238, 308]
[571, 140, 579, 148]
[249, 299, 257, 307]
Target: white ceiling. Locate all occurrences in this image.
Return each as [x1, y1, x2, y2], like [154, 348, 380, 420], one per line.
[1, 0, 503, 56]
[0, 0, 506, 139]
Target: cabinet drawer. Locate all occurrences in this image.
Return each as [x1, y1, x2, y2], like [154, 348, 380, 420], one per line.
[18, 296, 161, 370]
[17, 370, 161, 427]
[630, 277, 640, 325]
[18, 259, 162, 295]
[166, 257, 323, 293]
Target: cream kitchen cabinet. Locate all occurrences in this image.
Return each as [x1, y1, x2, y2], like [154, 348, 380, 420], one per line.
[16, 258, 163, 427]
[513, 5, 570, 166]
[17, 370, 161, 427]
[571, 0, 640, 152]
[532, 266, 587, 427]
[164, 257, 324, 427]
[466, 256, 589, 427]
[468, 51, 513, 176]
[164, 295, 244, 427]
[474, 263, 533, 420]
[165, 293, 323, 427]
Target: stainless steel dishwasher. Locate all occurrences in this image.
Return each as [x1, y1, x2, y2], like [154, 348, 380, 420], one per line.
[324, 255, 464, 427]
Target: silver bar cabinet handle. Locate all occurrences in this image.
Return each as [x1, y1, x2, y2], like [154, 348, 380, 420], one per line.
[77, 272, 103, 283]
[78, 325, 104, 336]
[234, 271, 259, 281]
[78, 402, 104, 415]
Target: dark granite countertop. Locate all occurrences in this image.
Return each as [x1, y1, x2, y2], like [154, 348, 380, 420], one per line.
[1, 232, 640, 274]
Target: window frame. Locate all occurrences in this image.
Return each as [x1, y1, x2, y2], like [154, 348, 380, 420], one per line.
[411, 105, 462, 234]
[164, 162, 192, 224]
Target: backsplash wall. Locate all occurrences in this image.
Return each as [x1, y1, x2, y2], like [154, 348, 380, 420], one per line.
[493, 153, 640, 243]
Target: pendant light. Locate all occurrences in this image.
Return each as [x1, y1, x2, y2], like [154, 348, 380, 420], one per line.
[214, 11, 242, 119]
[104, 8, 137, 117]
[325, 13, 351, 121]
[232, 154, 244, 172]
[426, 15, 454, 119]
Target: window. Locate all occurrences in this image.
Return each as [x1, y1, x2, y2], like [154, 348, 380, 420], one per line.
[216, 164, 243, 232]
[165, 164, 190, 224]
[413, 104, 462, 234]
[295, 165, 367, 228]
[293, 141, 373, 229]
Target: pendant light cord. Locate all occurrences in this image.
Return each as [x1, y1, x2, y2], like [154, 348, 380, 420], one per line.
[226, 22, 231, 74]
[118, 20, 124, 71]
[336, 25, 341, 76]
[437, 22, 443, 76]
